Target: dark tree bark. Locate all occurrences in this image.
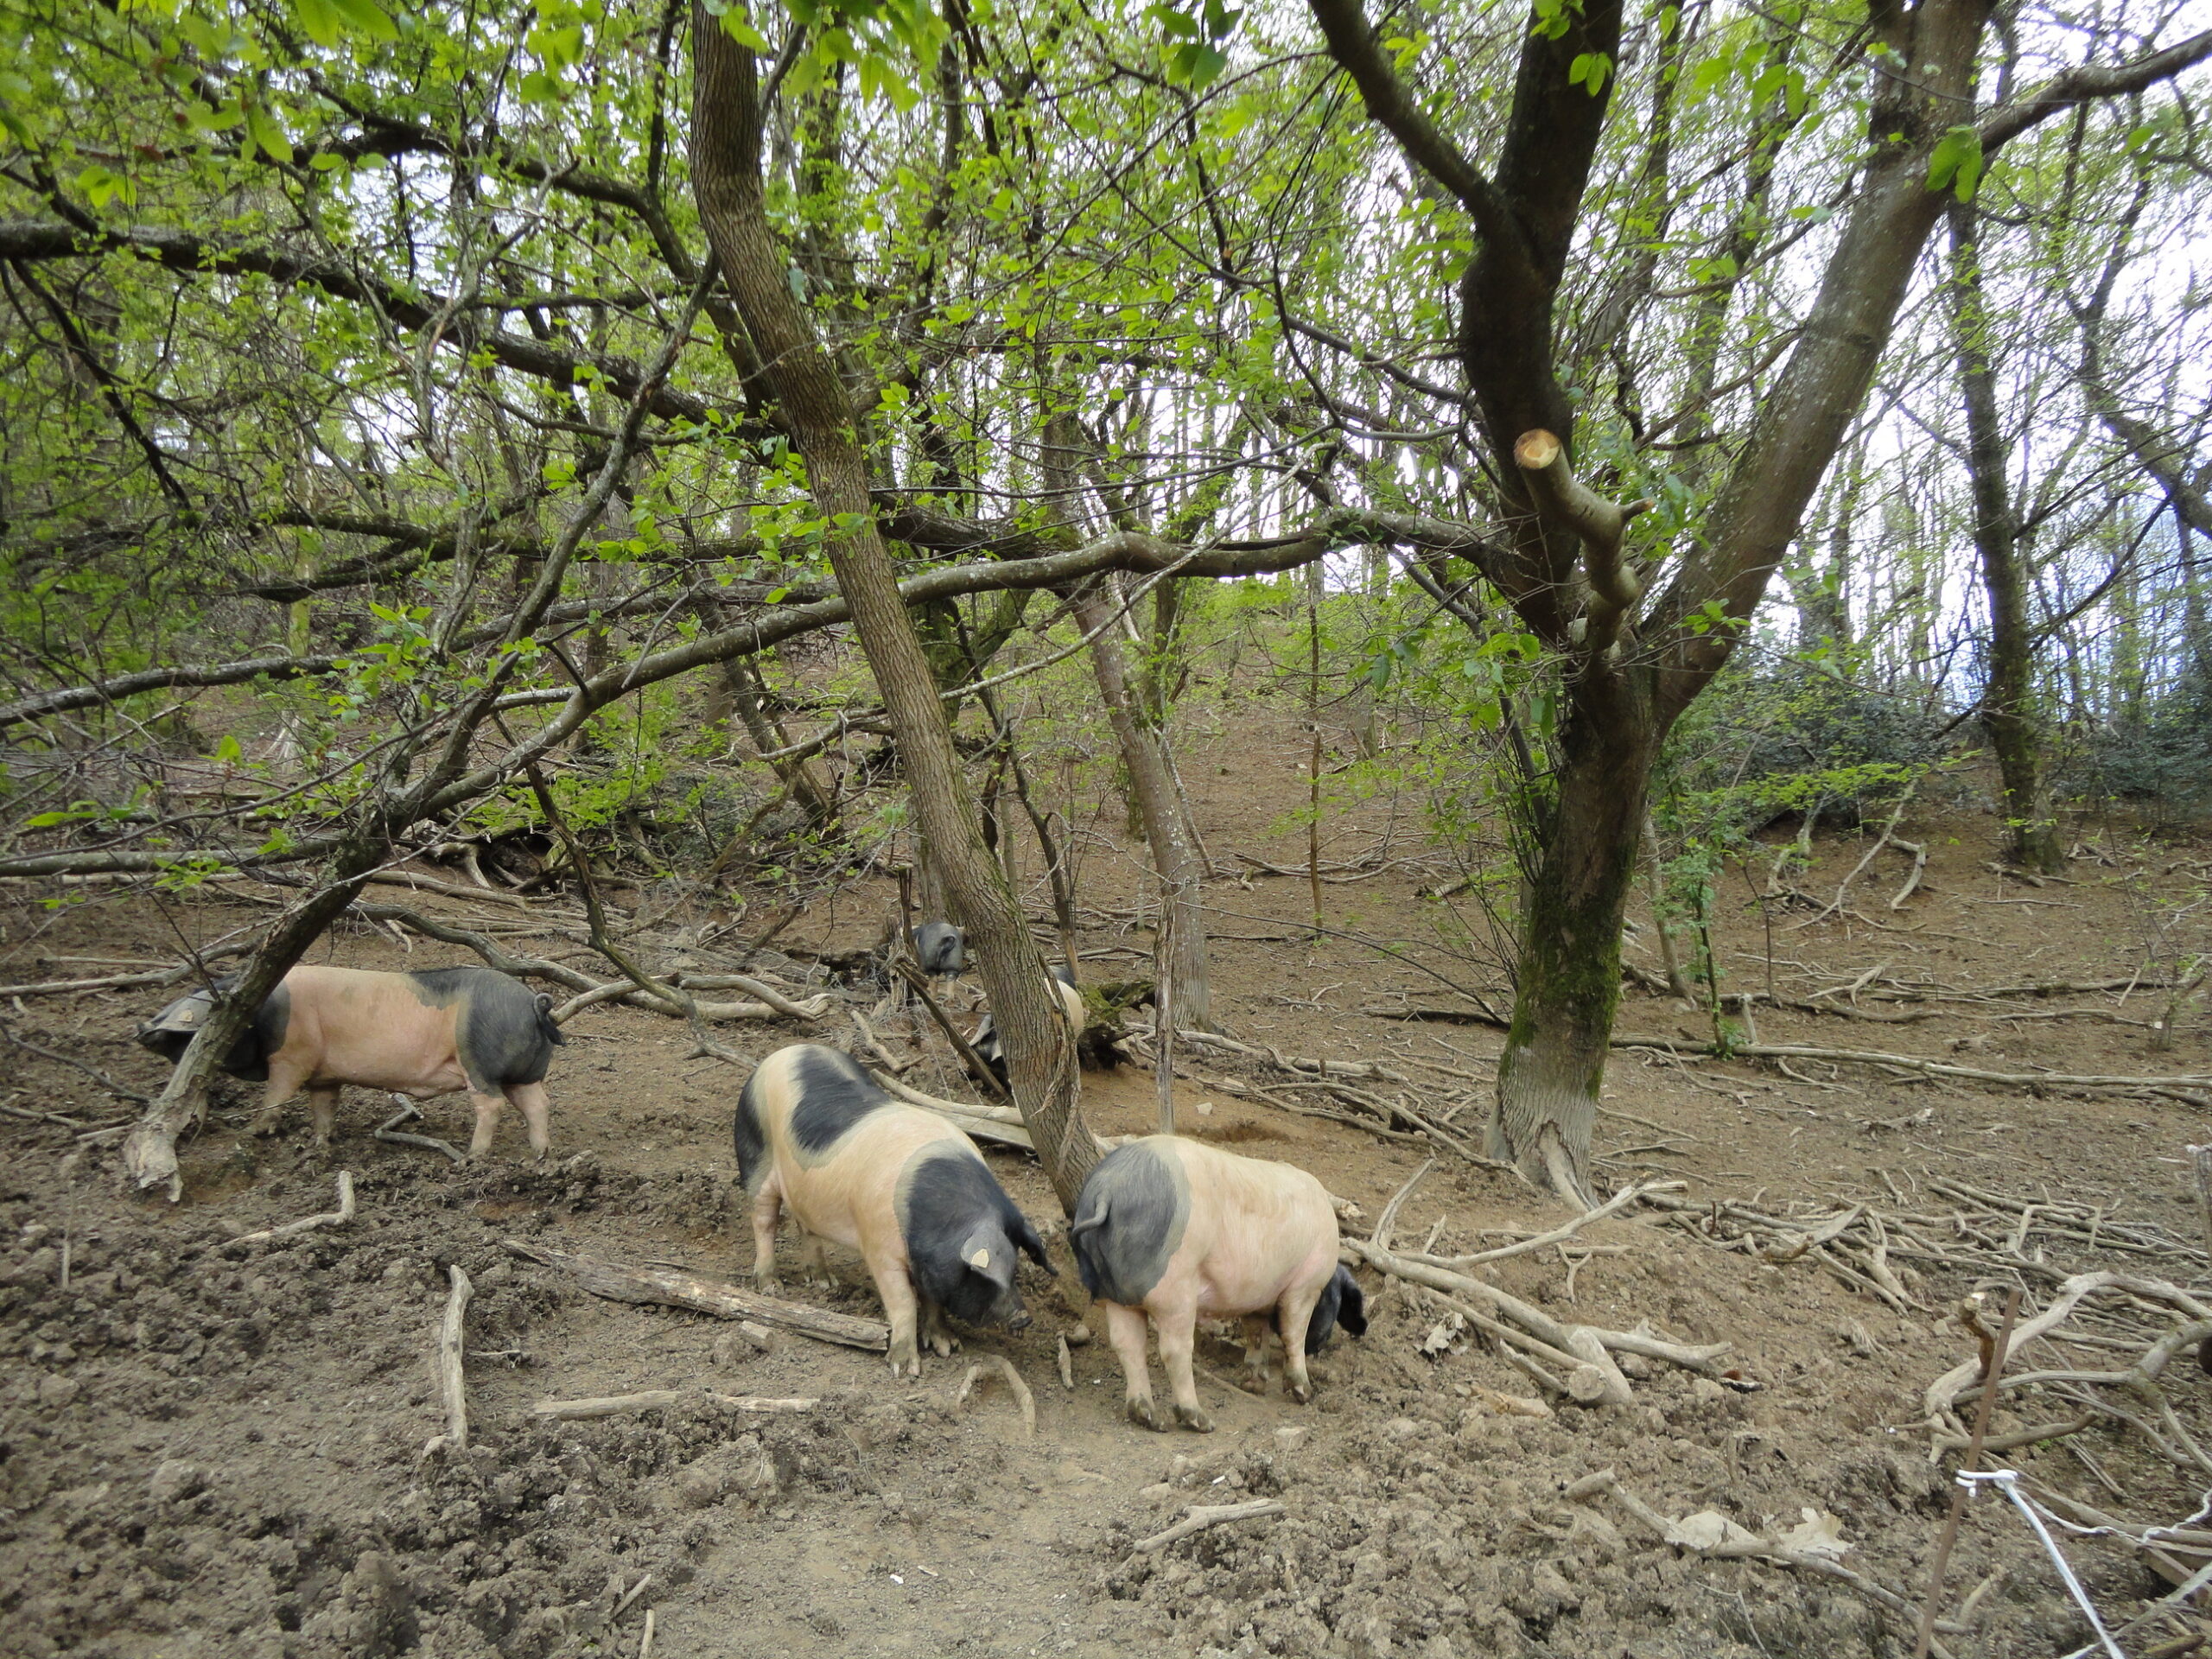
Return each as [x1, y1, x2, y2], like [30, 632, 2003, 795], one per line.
[690, 4, 1101, 1210]
[1948, 200, 2063, 874]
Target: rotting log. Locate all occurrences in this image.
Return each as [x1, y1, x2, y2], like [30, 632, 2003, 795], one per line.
[532, 1390, 818, 1420]
[502, 1238, 890, 1351]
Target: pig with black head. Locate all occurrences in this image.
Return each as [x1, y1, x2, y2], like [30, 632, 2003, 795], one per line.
[912, 920, 966, 976]
[137, 964, 563, 1158]
[735, 1043, 1052, 1376]
[1071, 1135, 1365, 1432]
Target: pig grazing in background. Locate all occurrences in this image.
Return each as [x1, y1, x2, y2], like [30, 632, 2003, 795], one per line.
[969, 963, 1085, 1088]
[735, 1043, 1052, 1376]
[1071, 1135, 1365, 1432]
[137, 964, 563, 1159]
[912, 920, 966, 976]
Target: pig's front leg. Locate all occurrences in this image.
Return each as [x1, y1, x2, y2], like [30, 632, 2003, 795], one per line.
[251, 1058, 309, 1139]
[797, 1233, 838, 1289]
[749, 1178, 785, 1294]
[873, 1260, 924, 1377]
[918, 1297, 960, 1359]
[1153, 1293, 1213, 1432]
[1276, 1286, 1324, 1403]
[1236, 1315, 1274, 1395]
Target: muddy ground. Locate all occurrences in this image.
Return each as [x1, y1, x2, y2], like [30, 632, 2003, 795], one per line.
[3, 697, 2211, 1658]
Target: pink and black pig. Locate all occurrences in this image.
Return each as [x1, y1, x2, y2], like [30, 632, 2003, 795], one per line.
[137, 964, 563, 1158]
[1071, 1135, 1365, 1432]
[735, 1043, 1052, 1376]
[969, 963, 1085, 1089]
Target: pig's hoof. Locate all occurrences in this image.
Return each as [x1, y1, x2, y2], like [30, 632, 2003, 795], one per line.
[1126, 1399, 1167, 1433]
[887, 1351, 921, 1379]
[1236, 1369, 1269, 1395]
[250, 1114, 284, 1139]
[1175, 1404, 1215, 1433]
[754, 1275, 784, 1297]
[926, 1332, 957, 1358]
[1288, 1382, 1313, 1404]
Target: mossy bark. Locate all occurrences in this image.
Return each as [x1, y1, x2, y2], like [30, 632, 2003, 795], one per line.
[1487, 672, 1658, 1207]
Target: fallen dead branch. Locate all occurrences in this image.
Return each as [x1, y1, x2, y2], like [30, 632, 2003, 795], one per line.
[1617, 1034, 2212, 1102]
[863, 1068, 1036, 1150]
[226, 1172, 356, 1247]
[1129, 1498, 1287, 1555]
[0, 938, 257, 1000]
[374, 1099, 464, 1164]
[531, 1390, 819, 1420]
[953, 1354, 1036, 1435]
[1392, 1180, 1682, 1270]
[501, 1238, 890, 1351]
[1344, 1232, 1731, 1394]
[1564, 1469, 1959, 1655]
[439, 1265, 473, 1452]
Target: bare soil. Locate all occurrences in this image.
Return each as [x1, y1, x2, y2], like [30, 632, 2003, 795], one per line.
[4, 698, 2211, 1658]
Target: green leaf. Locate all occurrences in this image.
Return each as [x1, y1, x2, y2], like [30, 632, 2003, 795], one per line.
[1568, 51, 1611, 94]
[1926, 124, 1982, 201]
[293, 0, 344, 48]
[328, 0, 399, 41]
[244, 100, 295, 164]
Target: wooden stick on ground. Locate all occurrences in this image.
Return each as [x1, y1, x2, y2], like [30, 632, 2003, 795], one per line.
[953, 1354, 1036, 1434]
[532, 1390, 819, 1420]
[1913, 1287, 2020, 1659]
[1130, 1499, 1287, 1555]
[226, 1172, 356, 1247]
[375, 1099, 464, 1164]
[502, 1237, 890, 1351]
[440, 1265, 474, 1451]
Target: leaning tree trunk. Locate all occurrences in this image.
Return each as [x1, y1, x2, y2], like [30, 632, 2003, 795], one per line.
[1949, 200, 2063, 874]
[1486, 671, 1659, 1208]
[690, 7, 1099, 1210]
[1069, 579, 1215, 1029]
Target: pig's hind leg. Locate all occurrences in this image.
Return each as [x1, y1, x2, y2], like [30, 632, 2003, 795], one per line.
[1103, 1301, 1165, 1432]
[1154, 1292, 1214, 1432]
[464, 1090, 511, 1160]
[503, 1081, 552, 1158]
[749, 1176, 785, 1292]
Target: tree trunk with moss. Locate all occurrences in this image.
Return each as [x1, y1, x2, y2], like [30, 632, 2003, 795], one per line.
[1949, 200, 2063, 874]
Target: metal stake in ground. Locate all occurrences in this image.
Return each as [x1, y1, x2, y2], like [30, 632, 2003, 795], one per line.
[1912, 1287, 2021, 1659]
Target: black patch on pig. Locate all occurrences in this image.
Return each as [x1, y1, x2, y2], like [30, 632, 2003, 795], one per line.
[1069, 1138, 1188, 1306]
[1301, 1264, 1367, 1353]
[786, 1045, 891, 1154]
[137, 977, 286, 1079]
[733, 1064, 769, 1192]
[406, 968, 564, 1090]
[912, 921, 965, 976]
[899, 1149, 1051, 1325]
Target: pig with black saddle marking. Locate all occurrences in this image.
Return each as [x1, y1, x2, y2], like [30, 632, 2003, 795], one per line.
[735, 1042, 1052, 1376]
[137, 964, 563, 1158]
[969, 962, 1085, 1088]
[1071, 1135, 1365, 1432]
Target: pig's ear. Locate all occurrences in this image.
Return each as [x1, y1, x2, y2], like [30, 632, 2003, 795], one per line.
[1011, 1214, 1054, 1274]
[958, 1225, 1014, 1285]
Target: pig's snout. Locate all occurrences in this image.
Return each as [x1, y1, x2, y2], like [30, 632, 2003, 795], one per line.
[1004, 1303, 1033, 1332]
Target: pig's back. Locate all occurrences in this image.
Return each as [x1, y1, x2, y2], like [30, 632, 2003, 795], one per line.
[283, 966, 469, 1090]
